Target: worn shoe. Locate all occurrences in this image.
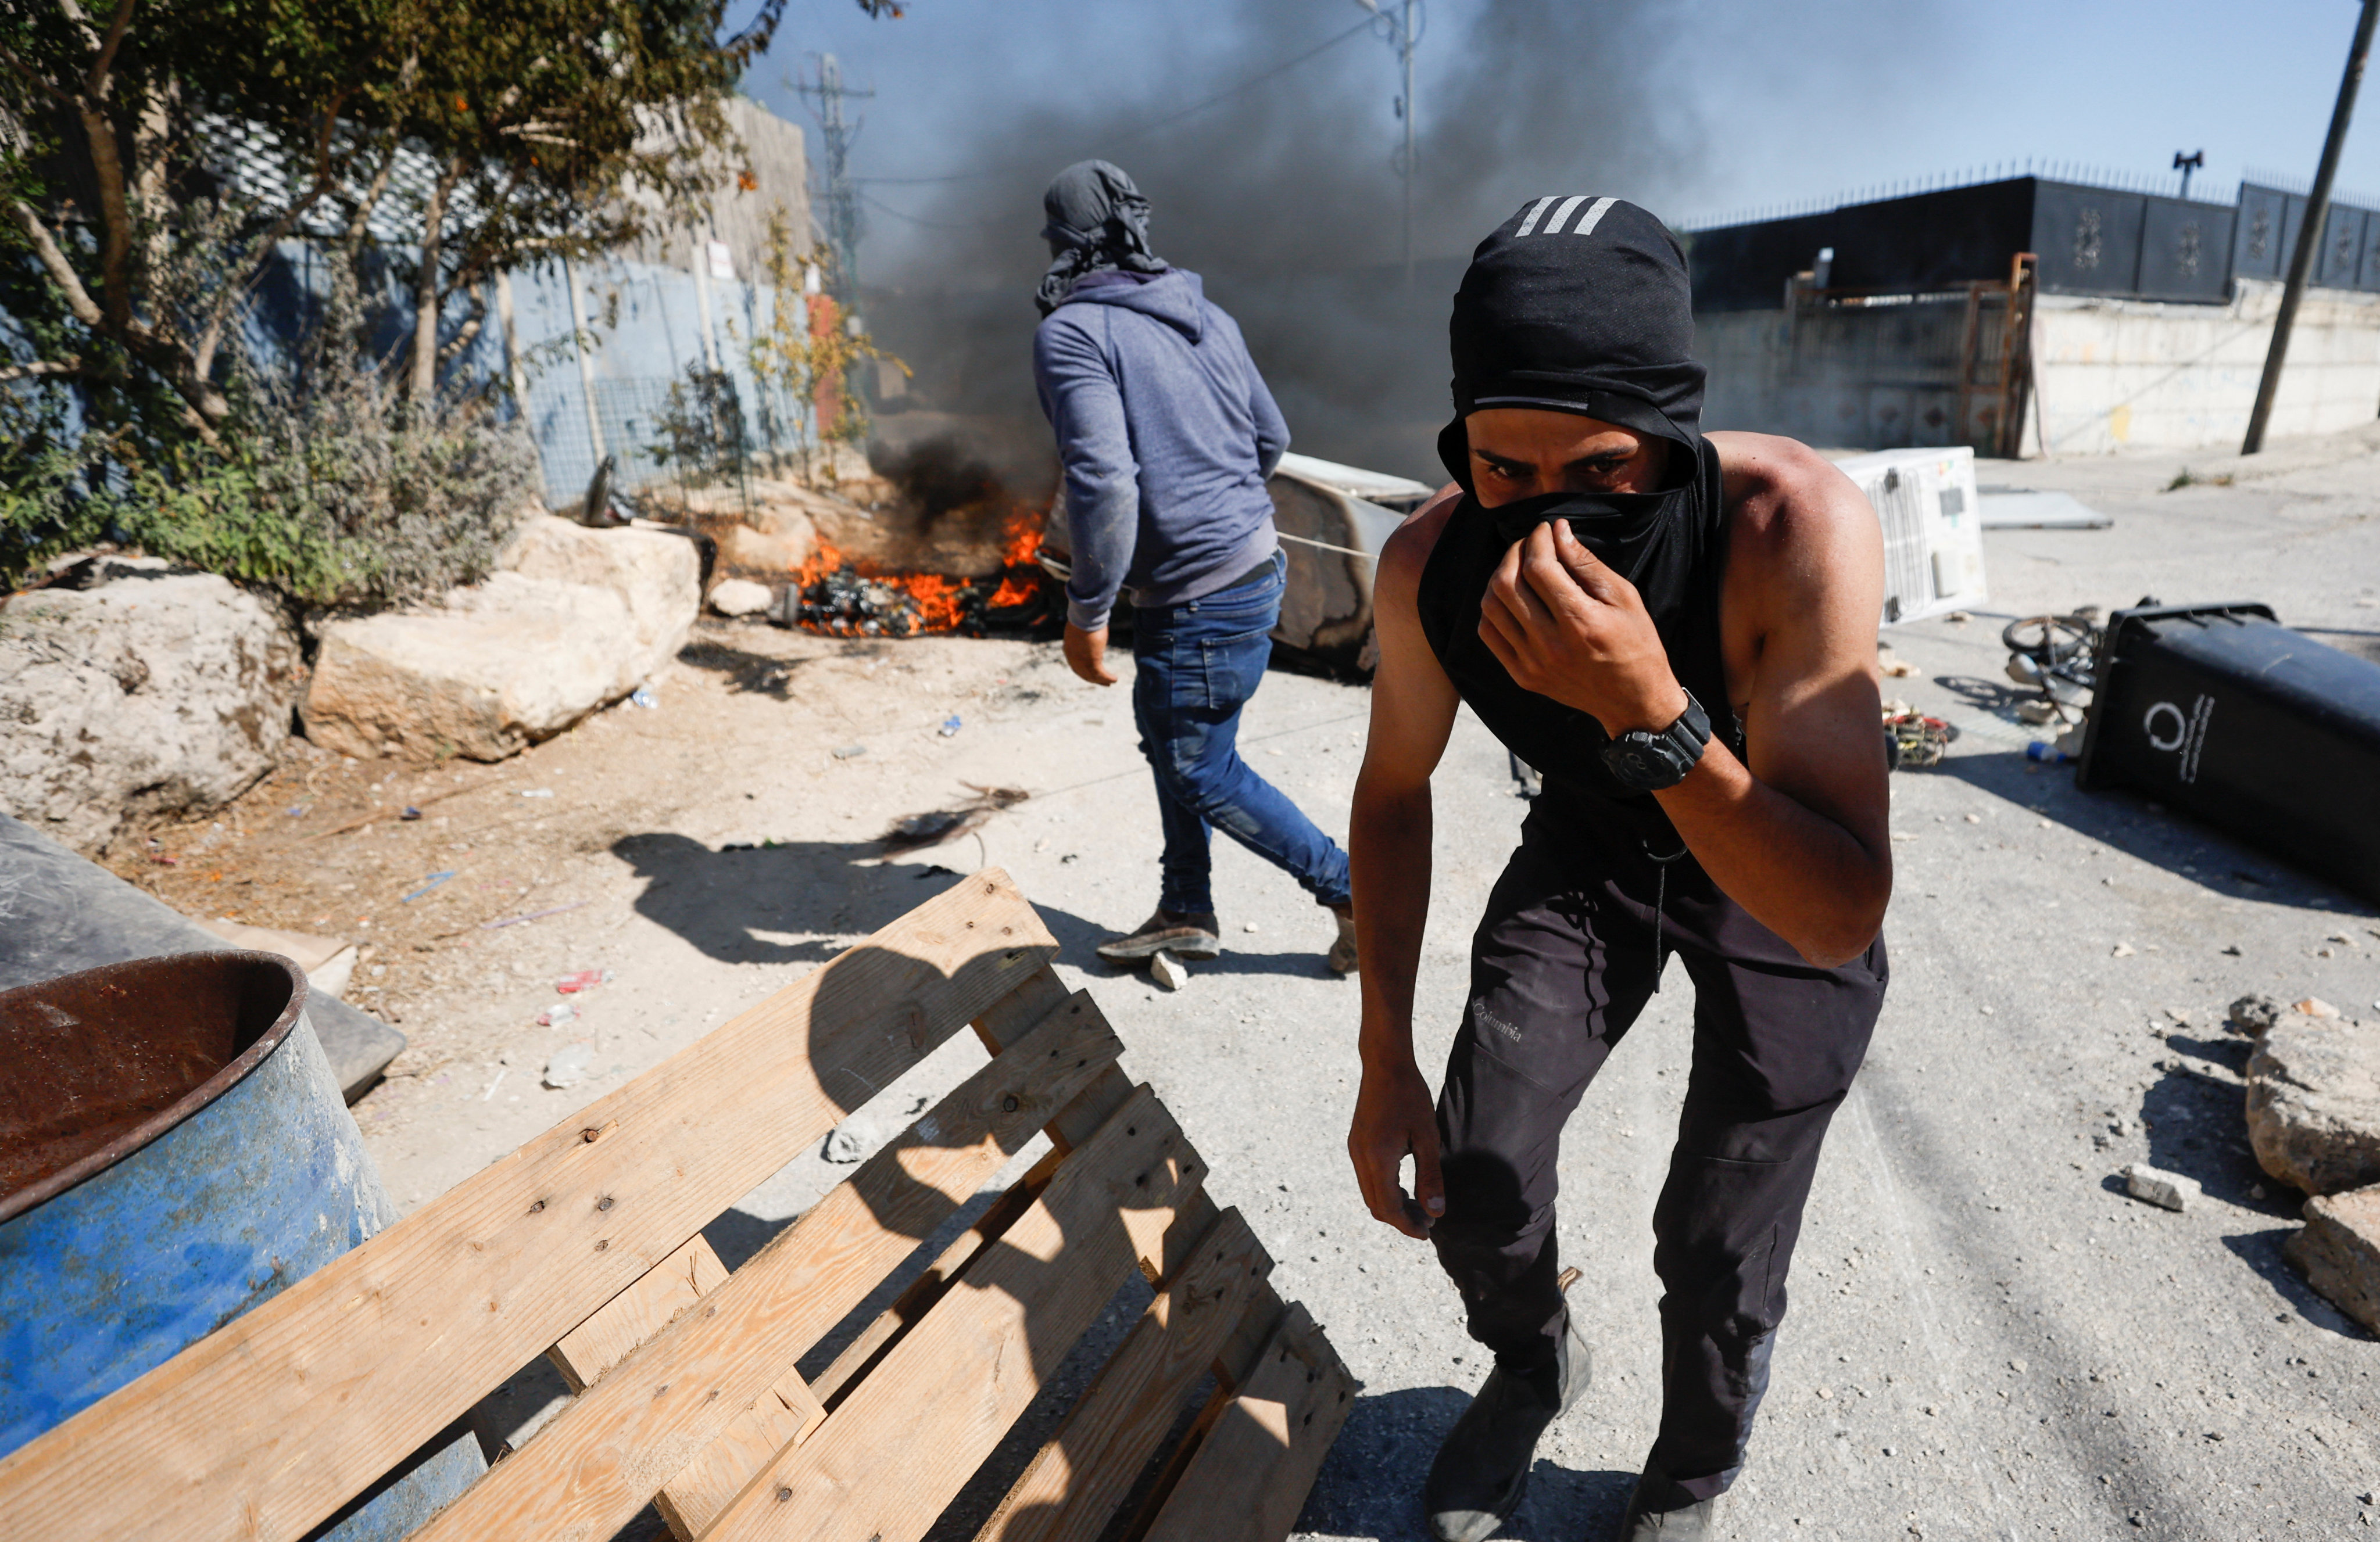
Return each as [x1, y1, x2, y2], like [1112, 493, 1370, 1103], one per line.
[1326, 901, 1359, 976]
[1423, 1313, 1591, 1542]
[1096, 910, 1221, 962]
[1609, 1458, 1722, 1540]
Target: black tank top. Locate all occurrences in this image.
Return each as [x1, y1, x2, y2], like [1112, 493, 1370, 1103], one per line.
[1416, 438, 1738, 846]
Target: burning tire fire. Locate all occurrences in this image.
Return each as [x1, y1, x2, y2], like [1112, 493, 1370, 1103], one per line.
[776, 512, 1055, 639]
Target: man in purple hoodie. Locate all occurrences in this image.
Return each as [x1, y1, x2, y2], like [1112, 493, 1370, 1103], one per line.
[1031, 160, 1356, 975]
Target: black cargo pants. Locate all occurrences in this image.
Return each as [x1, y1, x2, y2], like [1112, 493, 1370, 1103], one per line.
[1431, 805, 1887, 1501]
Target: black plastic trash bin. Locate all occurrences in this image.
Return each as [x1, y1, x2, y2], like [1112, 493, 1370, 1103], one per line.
[2076, 601, 2380, 905]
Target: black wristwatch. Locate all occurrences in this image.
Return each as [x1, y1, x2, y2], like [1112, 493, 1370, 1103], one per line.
[1599, 690, 1712, 791]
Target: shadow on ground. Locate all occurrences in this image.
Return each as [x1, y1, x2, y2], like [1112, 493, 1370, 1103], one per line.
[611, 829, 1351, 980]
[1938, 748, 2374, 917]
[1296, 1385, 1638, 1540]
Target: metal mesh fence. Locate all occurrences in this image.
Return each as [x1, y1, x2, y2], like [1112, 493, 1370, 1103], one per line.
[525, 370, 814, 515]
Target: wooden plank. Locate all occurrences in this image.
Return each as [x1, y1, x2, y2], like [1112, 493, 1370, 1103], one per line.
[975, 1208, 1272, 1542]
[650, 1370, 823, 1541]
[972, 961, 1290, 1397]
[704, 1084, 1207, 1542]
[549, 1235, 734, 1393]
[0, 873, 1055, 1542]
[402, 994, 1124, 1542]
[807, 1142, 1065, 1410]
[1136, 1305, 1358, 1542]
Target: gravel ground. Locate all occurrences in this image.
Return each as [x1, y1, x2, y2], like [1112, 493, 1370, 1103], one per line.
[135, 425, 2380, 1539]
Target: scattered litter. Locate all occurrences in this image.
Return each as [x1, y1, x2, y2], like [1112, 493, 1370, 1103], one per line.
[400, 806, 422, 821]
[2111, 943, 2136, 958]
[539, 1002, 580, 1031]
[939, 714, 963, 737]
[482, 1068, 507, 1102]
[2295, 997, 2343, 1020]
[2024, 740, 2074, 764]
[832, 744, 868, 760]
[2122, 1163, 2199, 1212]
[1884, 712, 1954, 769]
[629, 685, 660, 709]
[881, 784, 1031, 858]
[520, 788, 554, 798]
[1149, 950, 1189, 991]
[556, 969, 613, 995]
[402, 870, 457, 903]
[285, 804, 310, 817]
[541, 1041, 592, 1087]
[482, 900, 590, 930]
[151, 853, 178, 866]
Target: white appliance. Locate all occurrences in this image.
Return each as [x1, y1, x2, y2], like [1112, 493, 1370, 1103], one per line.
[1831, 446, 1988, 626]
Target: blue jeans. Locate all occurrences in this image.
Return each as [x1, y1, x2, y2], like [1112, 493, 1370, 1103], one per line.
[1130, 551, 1352, 917]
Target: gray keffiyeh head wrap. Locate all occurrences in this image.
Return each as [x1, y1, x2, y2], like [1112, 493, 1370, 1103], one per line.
[1035, 159, 1168, 315]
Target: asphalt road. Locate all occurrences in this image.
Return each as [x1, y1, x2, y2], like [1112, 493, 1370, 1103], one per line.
[363, 425, 2380, 1540]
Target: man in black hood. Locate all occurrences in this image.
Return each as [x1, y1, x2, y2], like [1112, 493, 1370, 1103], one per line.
[1345, 197, 1894, 1540]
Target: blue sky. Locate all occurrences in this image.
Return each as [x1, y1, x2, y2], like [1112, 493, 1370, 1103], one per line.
[740, 0, 2380, 279]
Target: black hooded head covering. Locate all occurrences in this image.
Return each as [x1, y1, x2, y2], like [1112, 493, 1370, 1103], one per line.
[1415, 195, 1739, 813]
[1437, 195, 1706, 488]
[1035, 160, 1168, 316]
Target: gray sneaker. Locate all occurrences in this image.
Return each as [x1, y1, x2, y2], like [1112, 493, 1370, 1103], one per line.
[1423, 1310, 1591, 1541]
[1610, 1458, 1723, 1540]
[1096, 909, 1221, 962]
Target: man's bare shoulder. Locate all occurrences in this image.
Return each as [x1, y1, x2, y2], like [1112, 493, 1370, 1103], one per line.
[1708, 432, 1878, 585]
[1376, 483, 1465, 609]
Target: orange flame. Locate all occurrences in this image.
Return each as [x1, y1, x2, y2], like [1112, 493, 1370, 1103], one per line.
[783, 505, 1048, 636]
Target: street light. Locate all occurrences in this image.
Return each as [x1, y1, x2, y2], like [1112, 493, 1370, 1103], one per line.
[1354, 0, 1423, 289]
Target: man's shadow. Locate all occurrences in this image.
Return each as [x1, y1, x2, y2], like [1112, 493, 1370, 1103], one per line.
[610, 830, 1349, 980]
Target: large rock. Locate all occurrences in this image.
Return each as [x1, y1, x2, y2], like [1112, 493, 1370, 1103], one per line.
[0, 558, 302, 852]
[2246, 1010, 2380, 1195]
[2284, 1184, 2380, 1335]
[304, 574, 637, 761]
[499, 517, 700, 667]
[302, 522, 699, 763]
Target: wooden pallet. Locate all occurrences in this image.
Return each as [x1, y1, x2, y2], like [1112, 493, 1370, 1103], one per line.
[0, 872, 1355, 1541]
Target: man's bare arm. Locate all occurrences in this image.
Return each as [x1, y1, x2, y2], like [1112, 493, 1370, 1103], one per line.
[1347, 490, 1462, 1239]
[1477, 436, 1891, 966]
[1654, 435, 1891, 964]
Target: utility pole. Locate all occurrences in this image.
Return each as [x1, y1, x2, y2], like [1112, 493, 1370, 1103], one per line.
[2172, 149, 2204, 201]
[1356, 0, 1421, 289]
[793, 53, 873, 304]
[2244, 0, 2378, 455]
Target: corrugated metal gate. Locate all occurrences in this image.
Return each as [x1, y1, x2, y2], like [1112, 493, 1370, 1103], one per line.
[1780, 256, 2036, 456]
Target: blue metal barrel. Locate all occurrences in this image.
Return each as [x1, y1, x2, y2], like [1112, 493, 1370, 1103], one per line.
[0, 952, 482, 1538]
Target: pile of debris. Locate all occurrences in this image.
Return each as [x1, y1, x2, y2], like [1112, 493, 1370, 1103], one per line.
[773, 548, 1053, 639]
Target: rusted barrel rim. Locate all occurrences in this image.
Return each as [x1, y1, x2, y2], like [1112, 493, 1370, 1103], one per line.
[0, 951, 309, 1227]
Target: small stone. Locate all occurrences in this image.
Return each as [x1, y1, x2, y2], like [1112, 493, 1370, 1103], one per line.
[2112, 943, 2136, 958]
[1814, 1386, 1833, 1398]
[2164, 1007, 2192, 1025]
[1149, 950, 1189, 991]
[2122, 1162, 2199, 1212]
[2285, 1188, 2380, 1337]
[2295, 997, 2343, 1020]
[2009, 1358, 2028, 1374]
[2222, 944, 2243, 956]
[1963, 813, 1982, 824]
[707, 577, 772, 617]
[541, 1041, 593, 1089]
[2229, 994, 2283, 1035]
[2250, 1184, 2267, 1200]
[831, 744, 868, 760]
[1243, 921, 1260, 933]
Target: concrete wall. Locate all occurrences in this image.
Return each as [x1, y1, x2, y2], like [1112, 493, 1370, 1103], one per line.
[2025, 278, 2380, 456]
[618, 98, 814, 283]
[1699, 277, 2380, 457]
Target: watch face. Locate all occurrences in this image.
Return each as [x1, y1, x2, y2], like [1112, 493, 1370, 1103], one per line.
[1617, 743, 1665, 783]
